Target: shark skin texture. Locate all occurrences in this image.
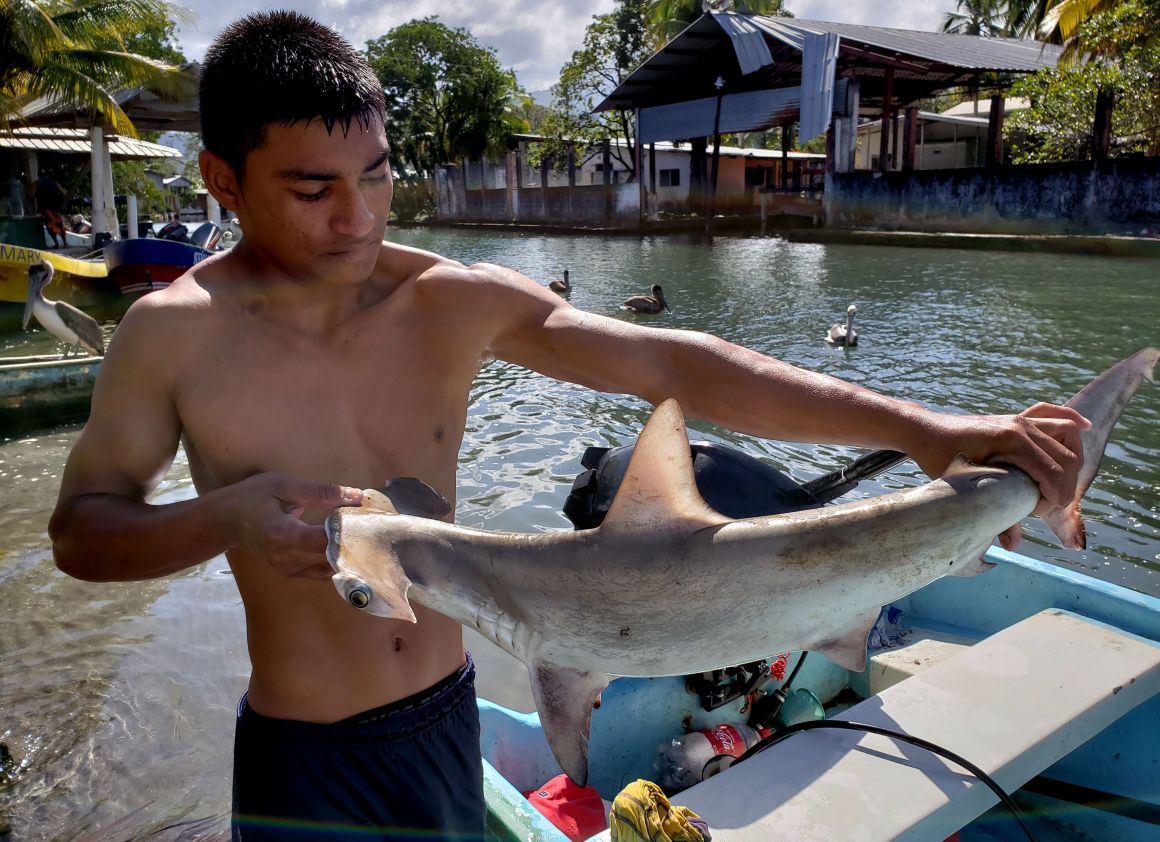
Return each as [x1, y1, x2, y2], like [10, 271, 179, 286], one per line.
[325, 348, 1158, 786]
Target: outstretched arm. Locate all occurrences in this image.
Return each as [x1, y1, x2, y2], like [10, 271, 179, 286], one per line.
[50, 297, 360, 582]
[474, 264, 1087, 532]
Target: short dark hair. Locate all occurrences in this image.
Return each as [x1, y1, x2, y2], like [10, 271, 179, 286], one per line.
[199, 11, 386, 176]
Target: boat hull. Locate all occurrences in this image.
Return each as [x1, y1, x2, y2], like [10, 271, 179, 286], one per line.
[103, 238, 213, 298]
[0, 243, 114, 307]
[479, 548, 1160, 842]
[0, 353, 101, 434]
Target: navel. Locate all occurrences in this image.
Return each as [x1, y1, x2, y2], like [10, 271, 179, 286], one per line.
[433, 427, 444, 443]
[393, 637, 404, 653]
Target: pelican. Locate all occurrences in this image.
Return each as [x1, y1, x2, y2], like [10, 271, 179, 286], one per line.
[621, 284, 670, 314]
[23, 261, 105, 357]
[825, 304, 858, 347]
[549, 269, 571, 294]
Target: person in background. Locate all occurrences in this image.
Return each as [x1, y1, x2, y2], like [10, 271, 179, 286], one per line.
[8, 169, 27, 217]
[35, 170, 68, 249]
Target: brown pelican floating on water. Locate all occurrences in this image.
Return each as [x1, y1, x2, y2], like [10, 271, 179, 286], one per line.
[621, 284, 670, 314]
[549, 269, 571, 294]
[825, 304, 858, 347]
[23, 261, 105, 357]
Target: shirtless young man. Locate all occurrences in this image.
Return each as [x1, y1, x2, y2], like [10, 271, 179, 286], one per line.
[49, 11, 1088, 842]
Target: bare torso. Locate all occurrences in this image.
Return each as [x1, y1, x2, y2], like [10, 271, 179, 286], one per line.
[169, 242, 493, 721]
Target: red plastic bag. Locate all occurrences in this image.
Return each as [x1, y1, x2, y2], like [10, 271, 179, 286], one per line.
[525, 774, 609, 842]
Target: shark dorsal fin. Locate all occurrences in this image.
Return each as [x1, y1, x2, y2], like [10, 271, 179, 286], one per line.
[601, 399, 730, 534]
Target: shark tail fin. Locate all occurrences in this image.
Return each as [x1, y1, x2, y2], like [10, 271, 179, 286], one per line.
[1043, 504, 1087, 550]
[1043, 347, 1160, 551]
[529, 661, 609, 787]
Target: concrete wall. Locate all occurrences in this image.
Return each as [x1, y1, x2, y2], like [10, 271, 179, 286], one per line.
[436, 165, 631, 224]
[826, 157, 1160, 234]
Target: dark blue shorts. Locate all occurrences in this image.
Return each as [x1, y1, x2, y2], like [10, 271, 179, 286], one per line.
[231, 654, 484, 841]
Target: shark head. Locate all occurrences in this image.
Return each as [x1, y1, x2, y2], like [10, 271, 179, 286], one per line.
[325, 479, 455, 622]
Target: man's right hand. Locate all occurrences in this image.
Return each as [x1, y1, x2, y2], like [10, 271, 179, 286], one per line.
[212, 473, 363, 579]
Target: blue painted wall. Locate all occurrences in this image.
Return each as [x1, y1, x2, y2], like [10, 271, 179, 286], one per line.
[827, 157, 1160, 235]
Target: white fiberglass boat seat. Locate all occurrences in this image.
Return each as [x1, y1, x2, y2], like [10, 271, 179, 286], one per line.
[595, 609, 1160, 842]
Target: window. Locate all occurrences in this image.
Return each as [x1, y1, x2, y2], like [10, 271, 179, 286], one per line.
[659, 168, 681, 187]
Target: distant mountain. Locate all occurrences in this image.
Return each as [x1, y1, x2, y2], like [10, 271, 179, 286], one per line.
[530, 89, 553, 107]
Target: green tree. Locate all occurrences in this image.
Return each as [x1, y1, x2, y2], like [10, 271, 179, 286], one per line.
[1006, 0, 1160, 160]
[645, 0, 789, 48]
[120, 4, 187, 65]
[541, 0, 649, 180]
[0, 0, 196, 135]
[365, 18, 525, 181]
[941, 0, 1007, 35]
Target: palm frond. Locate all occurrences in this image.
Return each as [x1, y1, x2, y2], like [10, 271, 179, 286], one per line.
[59, 48, 197, 100]
[51, 0, 191, 48]
[2, 0, 72, 65]
[1040, 0, 1114, 40]
[17, 61, 137, 133]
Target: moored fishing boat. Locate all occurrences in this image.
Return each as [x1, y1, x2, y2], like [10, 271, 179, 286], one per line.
[478, 547, 1160, 841]
[103, 224, 219, 298]
[0, 353, 101, 434]
[0, 244, 114, 309]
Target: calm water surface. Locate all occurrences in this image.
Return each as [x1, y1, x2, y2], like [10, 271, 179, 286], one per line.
[1, 229, 1157, 839]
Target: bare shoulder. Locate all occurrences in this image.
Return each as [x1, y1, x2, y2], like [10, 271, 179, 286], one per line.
[409, 253, 561, 317]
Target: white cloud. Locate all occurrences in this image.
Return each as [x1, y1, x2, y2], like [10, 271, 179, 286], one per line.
[173, 1, 948, 92]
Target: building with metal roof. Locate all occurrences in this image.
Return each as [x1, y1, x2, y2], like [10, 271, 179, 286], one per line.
[591, 12, 1129, 234]
[598, 14, 1059, 119]
[0, 127, 181, 161]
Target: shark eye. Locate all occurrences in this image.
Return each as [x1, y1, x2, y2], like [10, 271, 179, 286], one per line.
[347, 585, 372, 610]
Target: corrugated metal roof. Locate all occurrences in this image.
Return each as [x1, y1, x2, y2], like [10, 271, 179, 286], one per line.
[763, 18, 1062, 72]
[0, 127, 181, 159]
[598, 12, 1060, 113]
[640, 79, 849, 145]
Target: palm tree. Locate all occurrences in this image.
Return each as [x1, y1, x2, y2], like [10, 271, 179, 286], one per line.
[941, 0, 1007, 36]
[646, 0, 790, 48]
[1039, 0, 1116, 41]
[0, 0, 196, 135]
[1003, 0, 1055, 38]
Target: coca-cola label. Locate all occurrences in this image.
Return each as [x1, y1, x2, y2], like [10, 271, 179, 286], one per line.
[704, 725, 746, 757]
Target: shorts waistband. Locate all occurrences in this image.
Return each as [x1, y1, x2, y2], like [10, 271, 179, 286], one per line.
[237, 652, 475, 742]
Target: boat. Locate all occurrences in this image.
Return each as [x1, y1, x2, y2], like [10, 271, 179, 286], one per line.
[0, 243, 114, 309]
[477, 546, 1160, 841]
[103, 223, 220, 298]
[0, 353, 101, 434]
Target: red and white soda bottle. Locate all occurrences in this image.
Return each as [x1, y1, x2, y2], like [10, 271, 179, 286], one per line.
[659, 723, 773, 790]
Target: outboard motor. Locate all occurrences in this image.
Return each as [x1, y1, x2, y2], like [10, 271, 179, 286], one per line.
[189, 221, 222, 250]
[564, 441, 907, 529]
[157, 220, 190, 243]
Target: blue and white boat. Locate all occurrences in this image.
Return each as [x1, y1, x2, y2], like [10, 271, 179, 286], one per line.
[477, 546, 1160, 842]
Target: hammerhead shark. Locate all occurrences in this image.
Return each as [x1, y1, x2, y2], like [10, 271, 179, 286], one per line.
[325, 348, 1157, 785]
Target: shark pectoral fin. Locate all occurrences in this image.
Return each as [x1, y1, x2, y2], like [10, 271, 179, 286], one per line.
[601, 399, 731, 534]
[814, 610, 879, 672]
[951, 555, 998, 576]
[529, 661, 609, 787]
[378, 478, 454, 521]
[1043, 502, 1087, 550]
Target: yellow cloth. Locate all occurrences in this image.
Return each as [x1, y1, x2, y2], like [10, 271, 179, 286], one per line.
[609, 779, 708, 842]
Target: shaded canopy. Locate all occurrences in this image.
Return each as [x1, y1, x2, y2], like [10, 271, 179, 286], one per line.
[18, 63, 201, 134]
[598, 14, 1062, 115]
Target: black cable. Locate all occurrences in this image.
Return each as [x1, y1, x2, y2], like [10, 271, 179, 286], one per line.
[782, 651, 807, 690]
[733, 719, 1037, 842]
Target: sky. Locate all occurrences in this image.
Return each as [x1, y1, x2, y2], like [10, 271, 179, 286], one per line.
[172, 1, 949, 93]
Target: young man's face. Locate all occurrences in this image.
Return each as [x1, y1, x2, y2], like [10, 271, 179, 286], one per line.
[208, 114, 393, 285]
